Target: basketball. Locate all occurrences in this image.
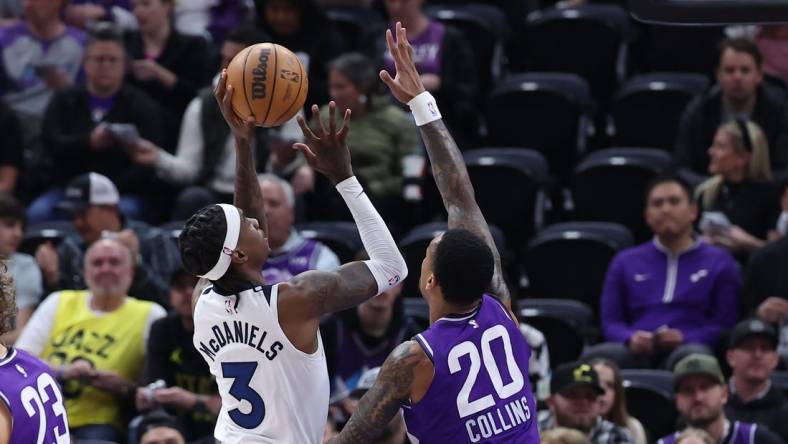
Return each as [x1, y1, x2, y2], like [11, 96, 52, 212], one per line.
[225, 43, 308, 128]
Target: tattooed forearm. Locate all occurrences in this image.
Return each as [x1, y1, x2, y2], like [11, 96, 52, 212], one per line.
[233, 137, 268, 236]
[419, 120, 511, 303]
[293, 263, 378, 318]
[335, 341, 422, 444]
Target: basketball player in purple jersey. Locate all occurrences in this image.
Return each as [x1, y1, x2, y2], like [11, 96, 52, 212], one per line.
[0, 263, 70, 444]
[330, 23, 540, 444]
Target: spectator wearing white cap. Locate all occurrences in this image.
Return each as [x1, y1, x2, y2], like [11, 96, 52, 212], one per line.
[340, 367, 408, 444]
[34, 172, 181, 306]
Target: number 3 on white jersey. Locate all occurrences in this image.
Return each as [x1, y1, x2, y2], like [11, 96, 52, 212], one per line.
[222, 361, 266, 429]
[448, 325, 524, 418]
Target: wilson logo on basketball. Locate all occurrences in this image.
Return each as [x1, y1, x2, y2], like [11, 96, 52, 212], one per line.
[251, 47, 271, 100]
[280, 69, 300, 83]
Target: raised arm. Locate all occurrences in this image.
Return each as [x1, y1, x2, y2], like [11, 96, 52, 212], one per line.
[380, 22, 510, 304]
[332, 341, 431, 443]
[282, 102, 408, 318]
[213, 70, 268, 238]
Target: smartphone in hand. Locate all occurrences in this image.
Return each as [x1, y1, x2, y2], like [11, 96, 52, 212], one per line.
[105, 123, 140, 145]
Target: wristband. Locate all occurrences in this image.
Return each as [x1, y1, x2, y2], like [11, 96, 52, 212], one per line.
[407, 91, 442, 126]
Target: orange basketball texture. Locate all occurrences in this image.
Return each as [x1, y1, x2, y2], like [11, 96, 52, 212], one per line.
[226, 43, 308, 127]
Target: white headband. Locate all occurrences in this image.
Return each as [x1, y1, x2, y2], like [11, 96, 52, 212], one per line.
[198, 204, 241, 281]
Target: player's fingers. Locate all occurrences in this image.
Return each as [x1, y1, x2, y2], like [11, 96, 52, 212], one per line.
[312, 104, 327, 136]
[380, 69, 395, 87]
[244, 116, 255, 132]
[398, 25, 415, 64]
[328, 101, 337, 136]
[337, 108, 351, 140]
[293, 142, 318, 164]
[222, 84, 234, 112]
[397, 22, 408, 53]
[387, 28, 403, 73]
[214, 69, 227, 98]
[296, 114, 318, 141]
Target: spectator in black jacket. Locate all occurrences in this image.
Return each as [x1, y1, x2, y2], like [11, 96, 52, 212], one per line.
[725, 319, 788, 444]
[125, 0, 213, 152]
[675, 38, 788, 178]
[695, 120, 781, 255]
[743, 180, 788, 324]
[366, 0, 478, 148]
[30, 23, 165, 223]
[0, 101, 22, 194]
[135, 269, 220, 442]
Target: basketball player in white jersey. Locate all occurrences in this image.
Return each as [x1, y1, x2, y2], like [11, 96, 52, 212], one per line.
[178, 71, 408, 443]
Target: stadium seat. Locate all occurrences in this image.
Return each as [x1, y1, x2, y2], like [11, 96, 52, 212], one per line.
[773, 371, 788, 397]
[514, 4, 630, 104]
[621, 369, 678, 441]
[397, 222, 507, 299]
[295, 221, 363, 264]
[523, 222, 633, 314]
[518, 298, 591, 366]
[326, 7, 384, 51]
[484, 73, 594, 180]
[19, 220, 77, 255]
[609, 73, 709, 150]
[426, 3, 508, 94]
[571, 148, 674, 241]
[765, 74, 788, 96]
[158, 220, 185, 240]
[430, 0, 531, 38]
[463, 148, 552, 252]
[631, 24, 725, 76]
[403, 297, 430, 330]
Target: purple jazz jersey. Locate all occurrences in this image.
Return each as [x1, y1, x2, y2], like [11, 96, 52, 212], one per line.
[0, 348, 70, 444]
[403, 295, 540, 443]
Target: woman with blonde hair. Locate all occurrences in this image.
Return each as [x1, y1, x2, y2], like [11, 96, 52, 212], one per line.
[674, 428, 716, 444]
[541, 427, 592, 444]
[590, 358, 647, 444]
[696, 119, 781, 253]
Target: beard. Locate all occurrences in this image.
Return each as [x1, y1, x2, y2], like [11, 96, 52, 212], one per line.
[554, 410, 596, 434]
[685, 404, 723, 428]
[88, 275, 132, 298]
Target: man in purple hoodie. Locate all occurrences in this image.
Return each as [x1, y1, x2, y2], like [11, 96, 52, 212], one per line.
[589, 175, 740, 369]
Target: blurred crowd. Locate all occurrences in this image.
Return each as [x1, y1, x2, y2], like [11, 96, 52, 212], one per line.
[2, 0, 788, 443]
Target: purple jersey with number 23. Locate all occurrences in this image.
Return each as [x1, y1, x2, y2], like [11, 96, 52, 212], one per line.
[403, 295, 540, 443]
[0, 348, 70, 444]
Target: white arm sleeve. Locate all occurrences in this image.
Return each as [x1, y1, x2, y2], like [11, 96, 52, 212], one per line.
[154, 97, 203, 185]
[15, 292, 62, 357]
[335, 176, 407, 294]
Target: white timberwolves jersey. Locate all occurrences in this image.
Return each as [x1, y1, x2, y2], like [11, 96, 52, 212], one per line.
[193, 283, 329, 443]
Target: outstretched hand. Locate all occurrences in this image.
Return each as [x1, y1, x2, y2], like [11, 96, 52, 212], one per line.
[380, 21, 426, 104]
[293, 102, 353, 185]
[214, 69, 255, 144]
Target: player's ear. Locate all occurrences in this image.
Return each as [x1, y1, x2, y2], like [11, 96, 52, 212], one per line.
[425, 273, 437, 290]
[231, 249, 249, 265]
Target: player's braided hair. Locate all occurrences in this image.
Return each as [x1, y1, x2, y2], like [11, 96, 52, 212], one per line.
[0, 260, 16, 339]
[178, 205, 228, 278]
